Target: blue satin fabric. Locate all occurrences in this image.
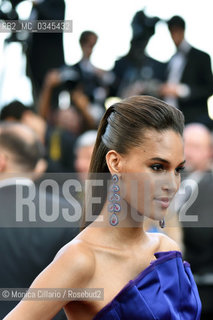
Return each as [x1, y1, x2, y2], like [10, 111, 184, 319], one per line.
[93, 251, 201, 320]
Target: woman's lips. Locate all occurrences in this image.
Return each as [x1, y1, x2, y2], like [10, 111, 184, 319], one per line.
[154, 197, 170, 209]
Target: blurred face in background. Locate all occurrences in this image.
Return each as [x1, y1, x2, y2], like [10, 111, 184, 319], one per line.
[54, 108, 82, 135]
[75, 145, 94, 181]
[183, 124, 212, 171]
[81, 34, 97, 59]
[169, 27, 184, 47]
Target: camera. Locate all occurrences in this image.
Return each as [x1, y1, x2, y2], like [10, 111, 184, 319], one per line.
[59, 67, 80, 90]
[131, 10, 160, 41]
[0, 0, 26, 44]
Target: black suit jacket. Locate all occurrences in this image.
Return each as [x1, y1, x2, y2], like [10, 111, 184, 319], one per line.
[180, 171, 213, 313]
[0, 181, 79, 319]
[177, 47, 213, 127]
[111, 54, 167, 98]
[26, 0, 65, 95]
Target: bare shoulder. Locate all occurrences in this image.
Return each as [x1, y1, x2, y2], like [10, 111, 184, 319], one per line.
[28, 239, 96, 291]
[158, 232, 181, 252]
[52, 239, 96, 286]
[2, 240, 97, 318]
[147, 232, 181, 254]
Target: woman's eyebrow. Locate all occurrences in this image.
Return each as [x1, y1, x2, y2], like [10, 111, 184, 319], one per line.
[150, 157, 186, 166]
[149, 157, 170, 164]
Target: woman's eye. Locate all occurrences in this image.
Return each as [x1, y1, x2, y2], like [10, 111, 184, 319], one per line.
[175, 166, 185, 174]
[151, 164, 164, 172]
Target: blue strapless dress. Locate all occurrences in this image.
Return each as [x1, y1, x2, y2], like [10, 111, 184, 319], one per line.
[93, 251, 201, 319]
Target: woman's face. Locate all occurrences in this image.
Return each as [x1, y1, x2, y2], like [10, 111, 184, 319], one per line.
[119, 129, 185, 221]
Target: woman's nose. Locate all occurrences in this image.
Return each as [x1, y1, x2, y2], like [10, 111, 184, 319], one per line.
[160, 172, 180, 194]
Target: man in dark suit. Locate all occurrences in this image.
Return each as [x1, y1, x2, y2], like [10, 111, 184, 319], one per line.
[0, 123, 79, 319]
[160, 15, 213, 129]
[175, 123, 213, 319]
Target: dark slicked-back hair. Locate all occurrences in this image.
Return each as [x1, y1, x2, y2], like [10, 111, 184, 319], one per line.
[89, 95, 184, 174]
[81, 95, 184, 229]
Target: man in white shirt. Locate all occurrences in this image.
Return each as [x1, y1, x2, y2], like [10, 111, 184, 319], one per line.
[160, 16, 213, 129]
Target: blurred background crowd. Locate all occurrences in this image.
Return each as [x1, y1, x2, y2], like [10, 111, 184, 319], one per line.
[1, 0, 213, 319]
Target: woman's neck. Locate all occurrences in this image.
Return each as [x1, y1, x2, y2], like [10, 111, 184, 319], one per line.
[89, 201, 146, 248]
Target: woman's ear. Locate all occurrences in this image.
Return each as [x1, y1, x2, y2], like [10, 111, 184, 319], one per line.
[106, 150, 123, 175]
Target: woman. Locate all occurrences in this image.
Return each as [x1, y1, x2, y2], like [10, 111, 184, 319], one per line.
[4, 95, 201, 319]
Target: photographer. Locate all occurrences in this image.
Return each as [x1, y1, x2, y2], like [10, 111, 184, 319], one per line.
[110, 10, 166, 98]
[0, 0, 66, 106]
[38, 68, 100, 134]
[26, 0, 65, 105]
[38, 30, 112, 132]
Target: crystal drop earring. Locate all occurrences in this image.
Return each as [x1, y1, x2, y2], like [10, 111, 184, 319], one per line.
[109, 174, 121, 226]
